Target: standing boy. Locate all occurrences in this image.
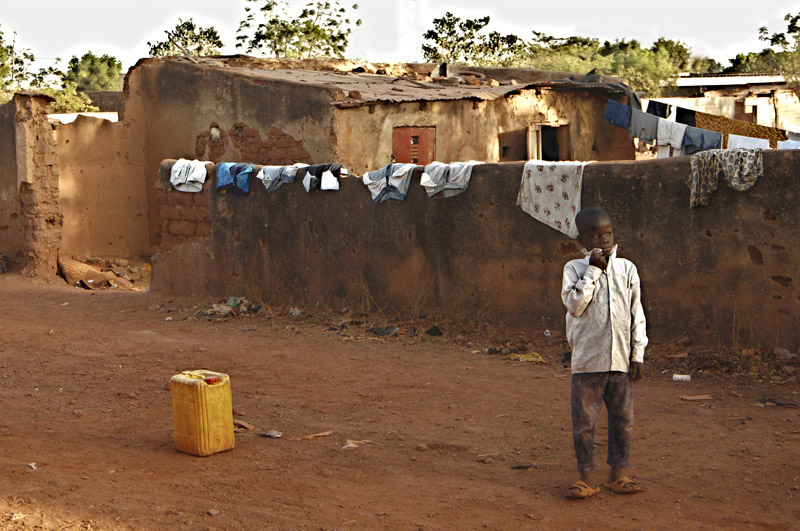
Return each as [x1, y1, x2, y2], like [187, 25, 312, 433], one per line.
[561, 207, 647, 499]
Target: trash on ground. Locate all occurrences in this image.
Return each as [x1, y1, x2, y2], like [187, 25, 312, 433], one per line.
[27, 463, 36, 470]
[0, 254, 8, 274]
[760, 395, 799, 408]
[679, 395, 712, 401]
[259, 430, 283, 439]
[511, 464, 533, 469]
[672, 374, 691, 382]
[342, 439, 371, 450]
[506, 352, 545, 363]
[367, 326, 397, 337]
[233, 419, 255, 430]
[58, 256, 142, 292]
[288, 307, 303, 317]
[425, 325, 443, 336]
[291, 430, 334, 441]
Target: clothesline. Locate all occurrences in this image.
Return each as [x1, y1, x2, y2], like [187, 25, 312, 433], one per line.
[604, 97, 800, 157]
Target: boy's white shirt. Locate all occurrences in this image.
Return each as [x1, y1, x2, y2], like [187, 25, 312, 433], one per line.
[562, 245, 648, 374]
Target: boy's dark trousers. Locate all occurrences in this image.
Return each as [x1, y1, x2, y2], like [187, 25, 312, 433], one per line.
[571, 371, 634, 474]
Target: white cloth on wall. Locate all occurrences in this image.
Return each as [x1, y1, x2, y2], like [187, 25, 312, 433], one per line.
[256, 163, 308, 193]
[656, 145, 673, 159]
[656, 119, 686, 150]
[170, 158, 211, 193]
[728, 134, 770, 149]
[320, 170, 340, 191]
[420, 161, 483, 198]
[517, 160, 590, 238]
[362, 163, 417, 203]
[777, 139, 800, 150]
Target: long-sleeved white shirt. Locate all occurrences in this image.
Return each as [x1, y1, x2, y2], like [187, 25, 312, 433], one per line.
[561, 246, 648, 374]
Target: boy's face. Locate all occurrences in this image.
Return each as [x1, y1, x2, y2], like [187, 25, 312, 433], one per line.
[578, 219, 615, 256]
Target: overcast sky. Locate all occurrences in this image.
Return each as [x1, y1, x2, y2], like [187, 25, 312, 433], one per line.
[3, 0, 800, 71]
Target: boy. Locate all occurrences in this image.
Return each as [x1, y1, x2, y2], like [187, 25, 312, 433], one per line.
[561, 207, 647, 499]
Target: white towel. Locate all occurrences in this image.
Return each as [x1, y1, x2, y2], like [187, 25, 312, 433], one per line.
[170, 159, 211, 193]
[517, 160, 589, 238]
[728, 134, 770, 149]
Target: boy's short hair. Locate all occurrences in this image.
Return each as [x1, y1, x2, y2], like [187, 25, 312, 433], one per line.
[575, 207, 611, 236]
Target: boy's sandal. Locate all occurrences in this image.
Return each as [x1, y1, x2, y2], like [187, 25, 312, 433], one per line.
[604, 476, 642, 494]
[565, 480, 601, 499]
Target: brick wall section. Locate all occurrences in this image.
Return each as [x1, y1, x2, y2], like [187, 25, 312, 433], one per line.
[156, 161, 213, 252]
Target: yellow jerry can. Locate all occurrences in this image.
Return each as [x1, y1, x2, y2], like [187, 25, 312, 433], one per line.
[170, 370, 235, 456]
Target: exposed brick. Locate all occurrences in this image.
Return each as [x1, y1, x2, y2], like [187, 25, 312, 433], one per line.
[159, 233, 181, 251]
[169, 220, 196, 238]
[160, 205, 184, 221]
[196, 223, 212, 237]
[276, 137, 300, 148]
[155, 191, 169, 206]
[182, 207, 209, 223]
[167, 191, 194, 207]
[193, 191, 210, 207]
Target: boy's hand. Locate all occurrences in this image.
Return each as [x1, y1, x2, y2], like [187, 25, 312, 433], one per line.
[589, 249, 607, 270]
[629, 362, 644, 382]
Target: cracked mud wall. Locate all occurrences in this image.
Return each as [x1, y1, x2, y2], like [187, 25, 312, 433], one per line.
[153, 150, 800, 351]
[122, 59, 336, 251]
[14, 94, 62, 276]
[333, 89, 633, 175]
[0, 99, 22, 266]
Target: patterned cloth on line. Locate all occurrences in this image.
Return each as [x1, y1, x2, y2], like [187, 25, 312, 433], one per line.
[689, 149, 763, 208]
[695, 111, 787, 149]
[517, 160, 589, 238]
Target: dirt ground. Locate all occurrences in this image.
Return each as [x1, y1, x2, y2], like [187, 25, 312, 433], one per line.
[1, 273, 799, 531]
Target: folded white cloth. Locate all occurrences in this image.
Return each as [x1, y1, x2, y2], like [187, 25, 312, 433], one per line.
[728, 134, 770, 149]
[420, 161, 483, 198]
[170, 159, 211, 193]
[320, 170, 340, 191]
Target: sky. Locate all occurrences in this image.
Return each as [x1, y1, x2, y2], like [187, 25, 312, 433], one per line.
[2, 0, 800, 71]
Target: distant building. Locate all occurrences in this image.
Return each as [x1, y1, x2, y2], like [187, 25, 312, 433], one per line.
[654, 72, 800, 132]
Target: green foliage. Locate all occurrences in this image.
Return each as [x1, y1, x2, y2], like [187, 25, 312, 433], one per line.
[236, 0, 361, 58]
[650, 38, 692, 70]
[148, 18, 223, 57]
[422, 12, 521, 65]
[63, 52, 122, 91]
[37, 82, 99, 113]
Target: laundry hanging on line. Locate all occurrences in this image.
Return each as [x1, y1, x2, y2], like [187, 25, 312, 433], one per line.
[420, 161, 483, 199]
[516, 160, 590, 238]
[362, 163, 417, 203]
[682, 126, 722, 155]
[727, 134, 770, 150]
[689, 148, 763, 208]
[217, 162, 254, 195]
[170, 159, 212, 193]
[256, 163, 309, 193]
[301, 163, 349, 193]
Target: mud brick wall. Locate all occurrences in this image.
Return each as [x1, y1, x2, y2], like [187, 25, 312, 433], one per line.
[0, 99, 21, 265]
[155, 161, 213, 252]
[152, 150, 800, 352]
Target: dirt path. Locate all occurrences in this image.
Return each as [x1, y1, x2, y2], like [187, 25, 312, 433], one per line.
[0, 274, 798, 530]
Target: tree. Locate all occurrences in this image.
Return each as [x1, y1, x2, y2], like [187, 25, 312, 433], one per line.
[148, 18, 223, 57]
[651, 38, 692, 71]
[236, 1, 361, 59]
[62, 52, 122, 91]
[421, 12, 521, 65]
[751, 12, 800, 88]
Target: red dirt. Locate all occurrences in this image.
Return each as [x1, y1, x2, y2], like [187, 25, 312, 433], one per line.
[1, 273, 798, 530]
